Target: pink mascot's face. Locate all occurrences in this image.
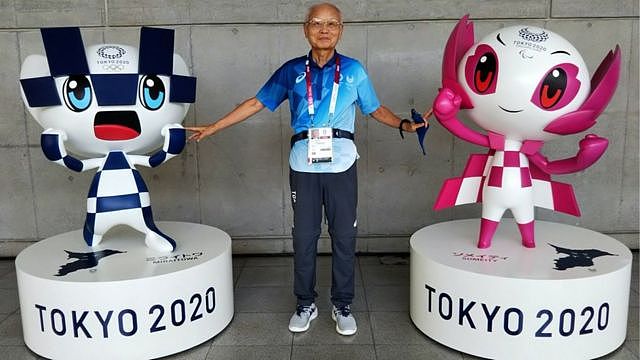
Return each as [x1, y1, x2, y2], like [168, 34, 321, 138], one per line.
[458, 26, 591, 141]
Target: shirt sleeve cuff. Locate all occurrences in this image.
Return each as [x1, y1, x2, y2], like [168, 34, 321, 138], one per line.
[255, 91, 278, 112]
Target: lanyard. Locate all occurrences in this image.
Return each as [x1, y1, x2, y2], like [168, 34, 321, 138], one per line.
[305, 54, 340, 126]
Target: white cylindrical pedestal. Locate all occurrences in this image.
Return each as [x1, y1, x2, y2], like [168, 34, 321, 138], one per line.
[410, 219, 631, 360]
[16, 221, 234, 360]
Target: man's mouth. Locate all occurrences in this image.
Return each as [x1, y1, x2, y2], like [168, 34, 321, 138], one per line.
[93, 111, 141, 141]
[498, 105, 523, 113]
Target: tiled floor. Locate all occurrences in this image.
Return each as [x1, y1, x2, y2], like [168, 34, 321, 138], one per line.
[0, 252, 637, 360]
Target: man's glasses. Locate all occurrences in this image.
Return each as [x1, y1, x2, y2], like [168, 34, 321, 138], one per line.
[306, 18, 342, 31]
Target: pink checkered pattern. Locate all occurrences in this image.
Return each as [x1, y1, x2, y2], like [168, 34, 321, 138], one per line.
[434, 150, 581, 216]
[485, 150, 532, 188]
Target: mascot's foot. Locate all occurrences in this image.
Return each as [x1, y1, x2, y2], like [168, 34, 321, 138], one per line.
[83, 229, 104, 247]
[89, 234, 104, 247]
[477, 240, 491, 249]
[518, 221, 536, 248]
[145, 230, 176, 252]
[83, 218, 104, 247]
[477, 218, 499, 249]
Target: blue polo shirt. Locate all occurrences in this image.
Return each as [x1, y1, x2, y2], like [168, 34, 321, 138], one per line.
[256, 51, 380, 173]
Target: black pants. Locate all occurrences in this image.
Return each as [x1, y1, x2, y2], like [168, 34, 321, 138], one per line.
[289, 163, 357, 308]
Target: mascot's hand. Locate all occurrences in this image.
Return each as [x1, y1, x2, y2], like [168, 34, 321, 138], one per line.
[161, 124, 186, 155]
[576, 134, 608, 167]
[433, 88, 461, 121]
[41, 128, 68, 161]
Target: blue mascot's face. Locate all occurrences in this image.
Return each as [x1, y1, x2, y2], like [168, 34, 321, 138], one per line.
[19, 27, 196, 157]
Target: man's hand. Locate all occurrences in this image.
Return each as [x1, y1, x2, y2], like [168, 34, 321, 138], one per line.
[400, 108, 431, 133]
[410, 108, 432, 128]
[186, 125, 216, 142]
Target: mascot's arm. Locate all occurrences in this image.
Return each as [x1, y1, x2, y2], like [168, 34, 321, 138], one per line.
[434, 15, 488, 147]
[433, 88, 489, 147]
[40, 129, 100, 172]
[131, 124, 186, 168]
[531, 48, 618, 175]
[528, 134, 608, 175]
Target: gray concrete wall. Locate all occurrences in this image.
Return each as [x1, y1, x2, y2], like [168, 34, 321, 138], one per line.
[0, 0, 637, 256]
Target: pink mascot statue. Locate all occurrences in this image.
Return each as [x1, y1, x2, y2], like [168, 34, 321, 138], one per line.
[432, 16, 621, 249]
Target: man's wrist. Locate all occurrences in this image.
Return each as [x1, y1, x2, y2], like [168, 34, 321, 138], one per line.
[399, 119, 411, 139]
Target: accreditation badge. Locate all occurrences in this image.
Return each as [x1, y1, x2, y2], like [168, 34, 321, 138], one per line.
[307, 127, 333, 164]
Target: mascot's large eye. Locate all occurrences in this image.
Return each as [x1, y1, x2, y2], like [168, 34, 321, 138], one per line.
[531, 63, 581, 111]
[139, 75, 165, 111]
[63, 75, 92, 112]
[465, 44, 499, 95]
[540, 69, 566, 108]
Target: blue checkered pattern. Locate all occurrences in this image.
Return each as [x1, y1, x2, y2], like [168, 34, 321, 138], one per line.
[83, 151, 175, 250]
[149, 127, 186, 167]
[41, 132, 84, 172]
[39, 127, 182, 250]
[86, 152, 150, 212]
[20, 27, 196, 108]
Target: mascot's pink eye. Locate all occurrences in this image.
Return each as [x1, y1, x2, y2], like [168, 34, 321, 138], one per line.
[539, 68, 566, 108]
[465, 45, 499, 95]
[530, 63, 581, 112]
[474, 53, 496, 93]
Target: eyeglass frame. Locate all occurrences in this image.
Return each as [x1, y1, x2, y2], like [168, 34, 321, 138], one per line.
[305, 18, 343, 31]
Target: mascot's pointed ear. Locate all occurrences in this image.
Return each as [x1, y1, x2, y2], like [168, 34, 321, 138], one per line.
[20, 55, 62, 108]
[544, 46, 621, 135]
[442, 15, 475, 109]
[139, 27, 175, 76]
[583, 46, 621, 120]
[41, 27, 89, 77]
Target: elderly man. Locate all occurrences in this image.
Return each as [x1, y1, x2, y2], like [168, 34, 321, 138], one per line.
[188, 2, 427, 335]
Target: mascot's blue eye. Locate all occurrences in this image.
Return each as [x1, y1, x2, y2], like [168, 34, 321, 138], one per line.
[140, 75, 165, 110]
[63, 75, 92, 112]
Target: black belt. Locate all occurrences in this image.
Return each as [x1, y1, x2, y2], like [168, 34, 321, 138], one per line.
[290, 128, 354, 148]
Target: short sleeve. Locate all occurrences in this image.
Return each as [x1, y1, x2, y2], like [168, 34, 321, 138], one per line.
[256, 65, 288, 112]
[355, 66, 381, 115]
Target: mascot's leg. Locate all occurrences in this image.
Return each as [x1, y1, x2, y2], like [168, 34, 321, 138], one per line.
[140, 206, 176, 252]
[84, 210, 125, 247]
[478, 218, 499, 249]
[83, 212, 103, 247]
[128, 175, 176, 252]
[109, 206, 176, 252]
[517, 221, 535, 248]
[512, 202, 535, 248]
[479, 200, 506, 249]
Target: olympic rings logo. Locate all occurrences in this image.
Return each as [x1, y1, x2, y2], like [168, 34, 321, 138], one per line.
[102, 64, 125, 71]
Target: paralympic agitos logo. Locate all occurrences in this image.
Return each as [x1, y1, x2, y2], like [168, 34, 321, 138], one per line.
[55, 249, 125, 276]
[549, 244, 617, 271]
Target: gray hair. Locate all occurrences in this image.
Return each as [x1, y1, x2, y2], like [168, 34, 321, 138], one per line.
[305, 2, 342, 22]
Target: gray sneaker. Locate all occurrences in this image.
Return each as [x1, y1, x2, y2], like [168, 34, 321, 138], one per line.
[288, 303, 317, 332]
[332, 305, 357, 335]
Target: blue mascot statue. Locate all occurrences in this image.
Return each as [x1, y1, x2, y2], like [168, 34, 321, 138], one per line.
[19, 27, 196, 252]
